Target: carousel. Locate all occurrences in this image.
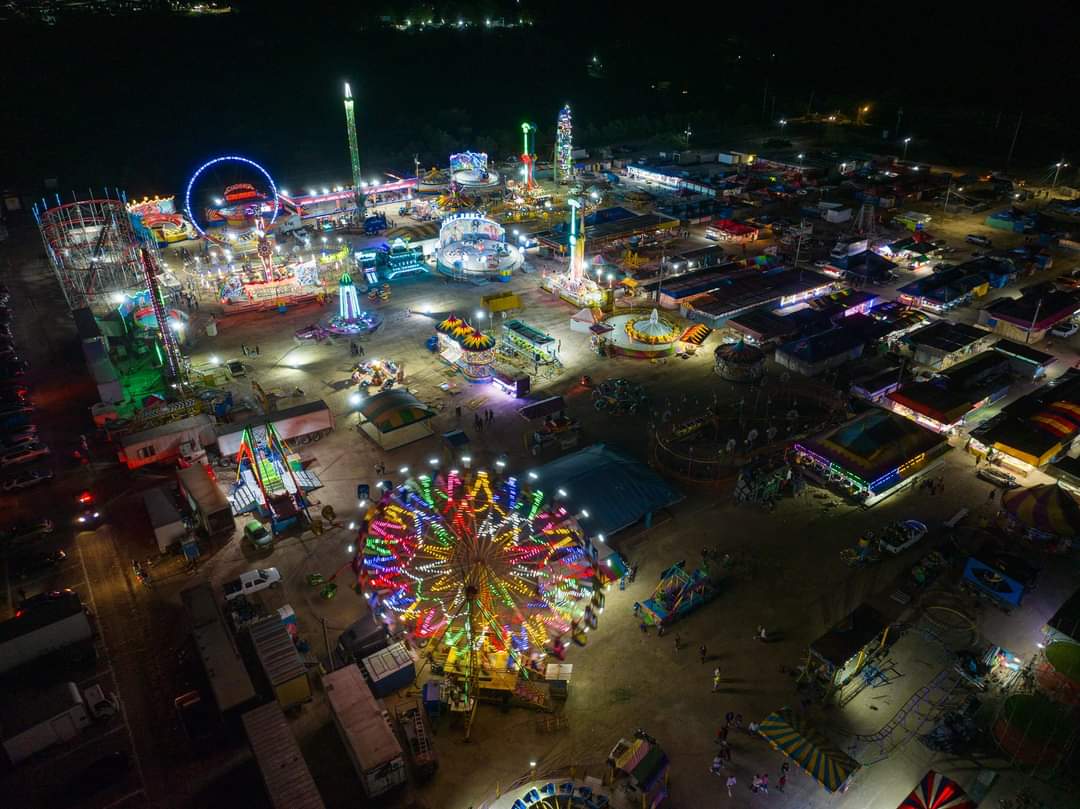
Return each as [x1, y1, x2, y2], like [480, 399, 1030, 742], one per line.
[714, 340, 766, 382]
[599, 308, 681, 358]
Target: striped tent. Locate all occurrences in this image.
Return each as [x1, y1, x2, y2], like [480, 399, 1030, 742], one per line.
[757, 708, 859, 793]
[678, 323, 712, 346]
[897, 771, 975, 809]
[1001, 484, 1080, 538]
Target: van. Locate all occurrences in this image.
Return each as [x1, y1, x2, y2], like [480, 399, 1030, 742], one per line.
[965, 234, 991, 247]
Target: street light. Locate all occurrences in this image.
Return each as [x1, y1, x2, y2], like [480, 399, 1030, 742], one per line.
[778, 118, 787, 130]
[1052, 159, 1070, 192]
[902, 137, 912, 161]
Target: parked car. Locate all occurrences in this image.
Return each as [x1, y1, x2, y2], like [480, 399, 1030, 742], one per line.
[0, 518, 54, 543]
[0, 442, 49, 466]
[977, 467, 1019, 489]
[880, 519, 929, 554]
[16, 587, 76, 614]
[223, 567, 281, 601]
[11, 549, 67, 579]
[2, 468, 54, 491]
[965, 234, 992, 247]
[243, 519, 272, 550]
[1050, 320, 1079, 338]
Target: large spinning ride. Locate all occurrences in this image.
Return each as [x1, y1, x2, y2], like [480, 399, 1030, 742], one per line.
[184, 154, 279, 249]
[362, 471, 595, 680]
[520, 122, 537, 190]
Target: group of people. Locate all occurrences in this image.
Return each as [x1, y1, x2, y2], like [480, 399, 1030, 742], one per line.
[709, 712, 791, 797]
[474, 408, 495, 432]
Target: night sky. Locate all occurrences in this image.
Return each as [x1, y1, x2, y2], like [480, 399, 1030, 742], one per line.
[1, 0, 1076, 197]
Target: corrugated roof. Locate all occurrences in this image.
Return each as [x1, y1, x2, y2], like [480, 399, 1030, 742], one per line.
[249, 616, 307, 688]
[242, 702, 325, 809]
[324, 665, 402, 771]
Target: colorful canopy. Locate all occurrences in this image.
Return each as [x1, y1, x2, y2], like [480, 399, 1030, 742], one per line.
[1001, 484, 1080, 537]
[357, 389, 436, 434]
[679, 323, 712, 346]
[897, 771, 975, 809]
[757, 708, 859, 792]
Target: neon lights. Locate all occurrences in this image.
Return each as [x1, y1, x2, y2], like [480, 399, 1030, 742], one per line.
[362, 471, 591, 670]
[184, 155, 278, 237]
[344, 82, 364, 211]
[556, 105, 573, 185]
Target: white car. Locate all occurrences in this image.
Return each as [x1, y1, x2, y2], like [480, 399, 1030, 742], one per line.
[880, 519, 928, 554]
[223, 567, 281, 601]
[1050, 321, 1078, 338]
[0, 442, 50, 467]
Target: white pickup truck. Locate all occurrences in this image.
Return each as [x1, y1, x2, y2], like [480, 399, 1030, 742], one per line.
[223, 568, 281, 601]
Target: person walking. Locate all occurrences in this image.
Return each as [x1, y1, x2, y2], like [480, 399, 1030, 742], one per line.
[713, 667, 722, 692]
[725, 711, 735, 726]
[988, 488, 996, 501]
[699, 643, 707, 664]
[358, 343, 365, 357]
[726, 775, 736, 797]
[778, 774, 787, 792]
[717, 724, 729, 743]
[751, 774, 761, 793]
[734, 713, 743, 730]
[673, 633, 682, 652]
[639, 620, 648, 634]
[780, 761, 790, 779]
[760, 774, 769, 794]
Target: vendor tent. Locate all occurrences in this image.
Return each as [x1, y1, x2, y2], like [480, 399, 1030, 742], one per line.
[1001, 484, 1080, 538]
[356, 389, 436, 450]
[757, 708, 859, 792]
[529, 444, 682, 538]
[897, 771, 975, 809]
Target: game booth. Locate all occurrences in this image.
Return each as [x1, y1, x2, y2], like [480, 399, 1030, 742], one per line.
[791, 409, 950, 505]
[607, 735, 670, 809]
[803, 604, 891, 699]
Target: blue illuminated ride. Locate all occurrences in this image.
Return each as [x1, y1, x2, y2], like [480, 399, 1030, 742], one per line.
[184, 154, 279, 238]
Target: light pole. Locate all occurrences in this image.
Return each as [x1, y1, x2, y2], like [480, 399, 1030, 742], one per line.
[902, 137, 912, 161]
[778, 118, 787, 132]
[1052, 158, 1070, 193]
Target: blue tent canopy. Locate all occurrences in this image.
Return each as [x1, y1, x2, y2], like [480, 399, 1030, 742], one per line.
[529, 444, 682, 538]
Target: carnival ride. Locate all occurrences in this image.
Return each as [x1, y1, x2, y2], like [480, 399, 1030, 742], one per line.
[449, 151, 502, 191]
[361, 470, 597, 733]
[435, 315, 497, 381]
[127, 196, 197, 246]
[324, 271, 382, 336]
[638, 561, 720, 627]
[34, 192, 150, 313]
[714, 340, 766, 382]
[228, 422, 322, 533]
[184, 155, 279, 250]
[555, 105, 574, 185]
[599, 308, 681, 358]
[435, 212, 524, 281]
[519, 122, 537, 191]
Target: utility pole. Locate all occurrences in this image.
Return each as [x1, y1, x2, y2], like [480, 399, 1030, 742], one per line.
[762, 81, 769, 122]
[1026, 296, 1042, 345]
[943, 179, 953, 213]
[895, 107, 904, 139]
[1006, 111, 1023, 171]
[684, 124, 692, 149]
[806, 89, 815, 116]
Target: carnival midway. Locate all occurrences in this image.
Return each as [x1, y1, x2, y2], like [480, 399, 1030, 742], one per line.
[15, 79, 1080, 809]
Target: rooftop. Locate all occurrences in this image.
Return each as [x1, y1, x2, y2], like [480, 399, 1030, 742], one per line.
[687, 269, 834, 320]
[905, 320, 993, 353]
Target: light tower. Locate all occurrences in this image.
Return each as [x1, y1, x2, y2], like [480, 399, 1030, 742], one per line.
[567, 197, 586, 281]
[555, 105, 573, 185]
[520, 122, 536, 190]
[344, 82, 365, 217]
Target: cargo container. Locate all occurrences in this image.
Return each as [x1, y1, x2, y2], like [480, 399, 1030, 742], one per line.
[0, 591, 93, 675]
[323, 665, 406, 798]
[361, 642, 415, 698]
[118, 414, 216, 470]
[242, 702, 325, 809]
[0, 682, 91, 764]
[249, 616, 311, 709]
[396, 699, 437, 779]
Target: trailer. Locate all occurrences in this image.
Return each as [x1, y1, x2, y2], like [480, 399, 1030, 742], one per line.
[323, 665, 406, 798]
[181, 583, 256, 714]
[118, 414, 216, 470]
[242, 702, 325, 809]
[0, 591, 93, 676]
[143, 487, 187, 553]
[248, 616, 311, 709]
[0, 682, 91, 765]
[216, 400, 335, 457]
[177, 464, 235, 536]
